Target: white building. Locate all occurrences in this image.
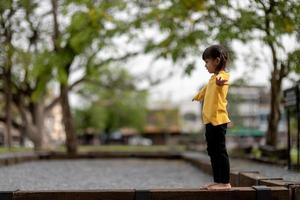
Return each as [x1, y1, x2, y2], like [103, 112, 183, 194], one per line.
[44, 104, 66, 147]
[228, 85, 286, 134]
[147, 99, 203, 134]
[177, 99, 203, 134]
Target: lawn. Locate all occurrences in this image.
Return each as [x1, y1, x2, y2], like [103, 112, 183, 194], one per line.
[0, 146, 33, 154]
[0, 145, 187, 154]
[57, 145, 187, 153]
[291, 147, 299, 165]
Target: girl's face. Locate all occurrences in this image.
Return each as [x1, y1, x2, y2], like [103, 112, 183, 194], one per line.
[204, 58, 220, 74]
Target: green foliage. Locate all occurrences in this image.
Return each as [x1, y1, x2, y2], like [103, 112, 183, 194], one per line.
[179, 0, 206, 11]
[68, 11, 99, 53]
[134, 0, 300, 76]
[184, 62, 195, 75]
[102, 89, 147, 132]
[74, 106, 106, 134]
[132, 0, 223, 74]
[0, 0, 12, 12]
[74, 66, 148, 133]
[288, 50, 300, 73]
[19, 0, 38, 13]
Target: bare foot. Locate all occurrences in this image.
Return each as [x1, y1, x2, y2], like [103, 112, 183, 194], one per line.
[202, 183, 218, 189]
[207, 183, 231, 190]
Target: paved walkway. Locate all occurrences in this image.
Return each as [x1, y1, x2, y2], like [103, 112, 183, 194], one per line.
[183, 151, 300, 182]
[0, 151, 299, 190]
[0, 158, 212, 190]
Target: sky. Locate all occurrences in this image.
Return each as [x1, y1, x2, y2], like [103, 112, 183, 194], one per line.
[120, 39, 298, 105]
[67, 2, 299, 107]
[70, 37, 298, 107]
[32, 0, 299, 108]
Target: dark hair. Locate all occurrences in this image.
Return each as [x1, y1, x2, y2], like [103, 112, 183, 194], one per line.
[202, 45, 229, 71]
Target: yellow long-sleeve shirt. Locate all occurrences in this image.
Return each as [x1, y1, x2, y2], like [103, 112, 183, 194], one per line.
[193, 70, 230, 126]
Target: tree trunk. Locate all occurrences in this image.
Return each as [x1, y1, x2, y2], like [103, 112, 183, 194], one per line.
[51, 0, 77, 155]
[60, 84, 78, 155]
[4, 67, 12, 148]
[266, 71, 282, 147]
[17, 96, 45, 151]
[31, 102, 45, 151]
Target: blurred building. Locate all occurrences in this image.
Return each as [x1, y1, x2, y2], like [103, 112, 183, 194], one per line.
[226, 84, 286, 149]
[177, 99, 203, 134]
[0, 123, 20, 146]
[228, 85, 286, 131]
[44, 104, 66, 147]
[144, 100, 181, 144]
[144, 99, 205, 145]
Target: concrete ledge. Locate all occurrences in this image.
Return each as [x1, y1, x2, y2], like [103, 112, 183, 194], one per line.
[0, 153, 38, 167]
[290, 185, 300, 200]
[0, 152, 182, 168]
[181, 154, 300, 199]
[13, 190, 135, 200]
[10, 187, 289, 200]
[230, 171, 239, 187]
[0, 151, 297, 199]
[0, 191, 16, 200]
[238, 172, 267, 186]
[260, 179, 300, 187]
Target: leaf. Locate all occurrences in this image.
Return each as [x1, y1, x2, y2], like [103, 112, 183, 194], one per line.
[288, 50, 300, 73]
[57, 65, 68, 85]
[184, 62, 195, 76]
[179, 0, 206, 11]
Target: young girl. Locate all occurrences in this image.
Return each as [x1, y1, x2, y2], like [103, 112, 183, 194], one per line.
[192, 44, 231, 190]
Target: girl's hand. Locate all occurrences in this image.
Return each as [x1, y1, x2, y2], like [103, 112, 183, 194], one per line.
[216, 77, 228, 86]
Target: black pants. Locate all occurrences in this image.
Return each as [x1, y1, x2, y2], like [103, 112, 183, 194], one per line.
[205, 123, 230, 183]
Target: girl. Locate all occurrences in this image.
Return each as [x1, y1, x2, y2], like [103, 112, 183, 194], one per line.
[192, 44, 231, 190]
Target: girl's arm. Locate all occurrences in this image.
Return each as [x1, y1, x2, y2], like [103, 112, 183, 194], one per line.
[192, 85, 207, 101]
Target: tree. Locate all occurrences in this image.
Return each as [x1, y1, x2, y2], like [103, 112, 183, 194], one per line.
[215, 0, 300, 147]
[49, 0, 139, 154]
[133, 0, 300, 148]
[0, 0, 138, 153]
[74, 66, 148, 134]
[0, 0, 51, 150]
[131, 0, 209, 75]
[0, 1, 14, 148]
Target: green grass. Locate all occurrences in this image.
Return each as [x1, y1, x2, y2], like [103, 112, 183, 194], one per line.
[0, 146, 33, 154]
[56, 145, 187, 153]
[0, 145, 187, 154]
[250, 147, 262, 159]
[291, 148, 299, 164]
[250, 147, 299, 165]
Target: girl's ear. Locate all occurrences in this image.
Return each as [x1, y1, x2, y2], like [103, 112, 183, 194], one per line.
[215, 57, 220, 66]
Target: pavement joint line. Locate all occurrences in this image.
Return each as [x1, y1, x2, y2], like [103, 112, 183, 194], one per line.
[135, 189, 150, 200]
[252, 185, 272, 200]
[238, 171, 260, 186]
[257, 177, 283, 185]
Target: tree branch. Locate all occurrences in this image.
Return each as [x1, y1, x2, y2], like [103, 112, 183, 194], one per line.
[45, 52, 139, 113]
[68, 51, 139, 90]
[44, 96, 61, 114]
[93, 51, 139, 68]
[257, 0, 267, 13]
[51, 0, 60, 51]
[261, 0, 277, 72]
